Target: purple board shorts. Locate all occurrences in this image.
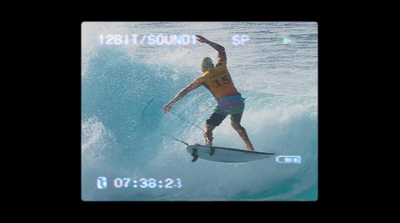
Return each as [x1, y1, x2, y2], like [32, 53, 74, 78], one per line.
[206, 94, 245, 126]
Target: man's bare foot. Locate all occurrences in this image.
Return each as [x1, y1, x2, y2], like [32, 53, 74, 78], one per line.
[204, 135, 213, 146]
[247, 146, 254, 151]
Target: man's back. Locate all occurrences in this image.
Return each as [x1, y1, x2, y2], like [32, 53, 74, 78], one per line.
[200, 58, 239, 100]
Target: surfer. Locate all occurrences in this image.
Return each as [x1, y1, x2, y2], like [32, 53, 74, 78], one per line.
[163, 35, 255, 151]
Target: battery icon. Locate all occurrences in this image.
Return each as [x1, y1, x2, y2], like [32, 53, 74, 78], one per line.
[97, 176, 107, 189]
[275, 155, 302, 164]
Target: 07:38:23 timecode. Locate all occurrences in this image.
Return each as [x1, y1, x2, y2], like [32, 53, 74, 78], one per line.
[113, 177, 182, 189]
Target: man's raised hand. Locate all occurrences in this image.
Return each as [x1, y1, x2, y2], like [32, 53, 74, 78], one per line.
[195, 35, 208, 43]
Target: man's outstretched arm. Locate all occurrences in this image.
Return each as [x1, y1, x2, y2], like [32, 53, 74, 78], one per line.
[163, 77, 202, 114]
[195, 35, 227, 61]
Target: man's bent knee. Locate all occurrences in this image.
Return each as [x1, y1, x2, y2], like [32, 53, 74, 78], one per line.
[231, 121, 243, 130]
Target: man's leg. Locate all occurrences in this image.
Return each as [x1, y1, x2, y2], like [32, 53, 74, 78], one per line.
[204, 124, 216, 146]
[231, 117, 254, 151]
[205, 112, 226, 146]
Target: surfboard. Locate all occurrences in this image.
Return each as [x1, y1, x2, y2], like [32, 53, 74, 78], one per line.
[186, 145, 275, 163]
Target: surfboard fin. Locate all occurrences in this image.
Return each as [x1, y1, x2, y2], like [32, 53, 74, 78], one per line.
[191, 148, 199, 162]
[209, 147, 215, 156]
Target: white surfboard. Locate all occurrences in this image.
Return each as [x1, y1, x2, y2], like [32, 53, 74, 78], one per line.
[186, 145, 275, 163]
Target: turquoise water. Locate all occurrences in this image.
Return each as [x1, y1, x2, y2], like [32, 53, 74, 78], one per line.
[81, 22, 318, 201]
